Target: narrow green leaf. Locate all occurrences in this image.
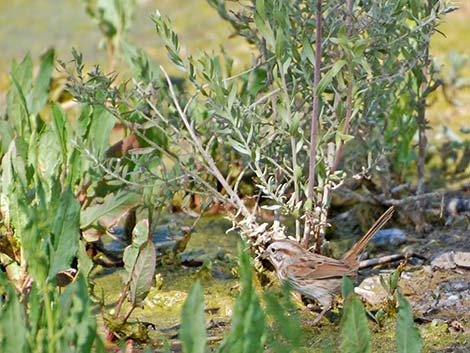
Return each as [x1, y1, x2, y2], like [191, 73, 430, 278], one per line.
[254, 12, 274, 48]
[302, 37, 315, 65]
[180, 282, 207, 353]
[255, 0, 266, 19]
[0, 120, 14, 154]
[226, 137, 250, 156]
[10, 74, 31, 122]
[275, 30, 285, 59]
[340, 290, 371, 353]
[77, 240, 94, 279]
[316, 60, 347, 95]
[51, 102, 71, 162]
[396, 291, 422, 353]
[341, 275, 355, 300]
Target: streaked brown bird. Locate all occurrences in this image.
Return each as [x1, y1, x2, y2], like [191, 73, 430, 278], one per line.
[263, 206, 395, 324]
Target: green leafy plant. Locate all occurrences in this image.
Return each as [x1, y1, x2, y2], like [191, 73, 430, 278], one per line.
[180, 282, 206, 353]
[340, 276, 423, 353]
[341, 277, 372, 353]
[396, 290, 423, 353]
[0, 46, 174, 351]
[177, 246, 302, 353]
[380, 263, 405, 316]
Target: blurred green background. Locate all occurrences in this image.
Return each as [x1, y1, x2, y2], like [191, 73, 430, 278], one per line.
[0, 0, 247, 90]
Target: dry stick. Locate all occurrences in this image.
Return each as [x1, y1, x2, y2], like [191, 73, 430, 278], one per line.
[160, 66, 253, 221]
[380, 191, 442, 206]
[358, 250, 426, 269]
[358, 253, 405, 269]
[302, 0, 323, 249]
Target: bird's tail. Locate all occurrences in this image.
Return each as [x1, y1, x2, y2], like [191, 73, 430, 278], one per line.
[342, 206, 395, 267]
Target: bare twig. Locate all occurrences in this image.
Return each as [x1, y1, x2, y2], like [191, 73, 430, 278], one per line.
[359, 250, 427, 269]
[358, 253, 405, 269]
[381, 191, 442, 206]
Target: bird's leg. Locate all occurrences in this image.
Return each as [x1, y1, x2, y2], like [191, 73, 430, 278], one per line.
[310, 305, 330, 325]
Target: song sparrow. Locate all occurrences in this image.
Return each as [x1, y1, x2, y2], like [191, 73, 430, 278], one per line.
[262, 206, 395, 324]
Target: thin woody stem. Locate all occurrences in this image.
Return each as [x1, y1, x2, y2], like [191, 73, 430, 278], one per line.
[160, 66, 253, 221]
[302, 0, 323, 248]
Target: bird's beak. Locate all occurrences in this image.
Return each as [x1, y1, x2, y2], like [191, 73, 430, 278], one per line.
[260, 249, 269, 260]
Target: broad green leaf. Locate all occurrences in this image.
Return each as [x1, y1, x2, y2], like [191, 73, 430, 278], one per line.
[128, 239, 156, 306]
[264, 286, 301, 353]
[340, 289, 371, 353]
[11, 53, 33, 89]
[7, 54, 33, 135]
[48, 187, 81, 279]
[80, 191, 141, 229]
[37, 128, 62, 184]
[396, 291, 422, 353]
[0, 272, 27, 353]
[122, 219, 156, 297]
[31, 48, 55, 114]
[60, 275, 101, 352]
[16, 193, 49, 284]
[180, 282, 207, 353]
[87, 105, 115, 158]
[0, 120, 14, 154]
[123, 219, 152, 284]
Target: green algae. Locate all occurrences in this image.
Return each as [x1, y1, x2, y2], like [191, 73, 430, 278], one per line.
[92, 215, 240, 345]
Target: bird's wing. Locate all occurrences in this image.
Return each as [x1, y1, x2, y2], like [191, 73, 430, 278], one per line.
[286, 254, 355, 280]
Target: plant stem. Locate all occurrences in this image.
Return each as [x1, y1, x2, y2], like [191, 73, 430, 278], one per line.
[314, 0, 355, 251]
[277, 57, 301, 240]
[44, 289, 56, 353]
[415, 0, 433, 232]
[302, 0, 322, 249]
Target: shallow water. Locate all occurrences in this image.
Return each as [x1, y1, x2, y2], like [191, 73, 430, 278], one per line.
[92, 214, 241, 343]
